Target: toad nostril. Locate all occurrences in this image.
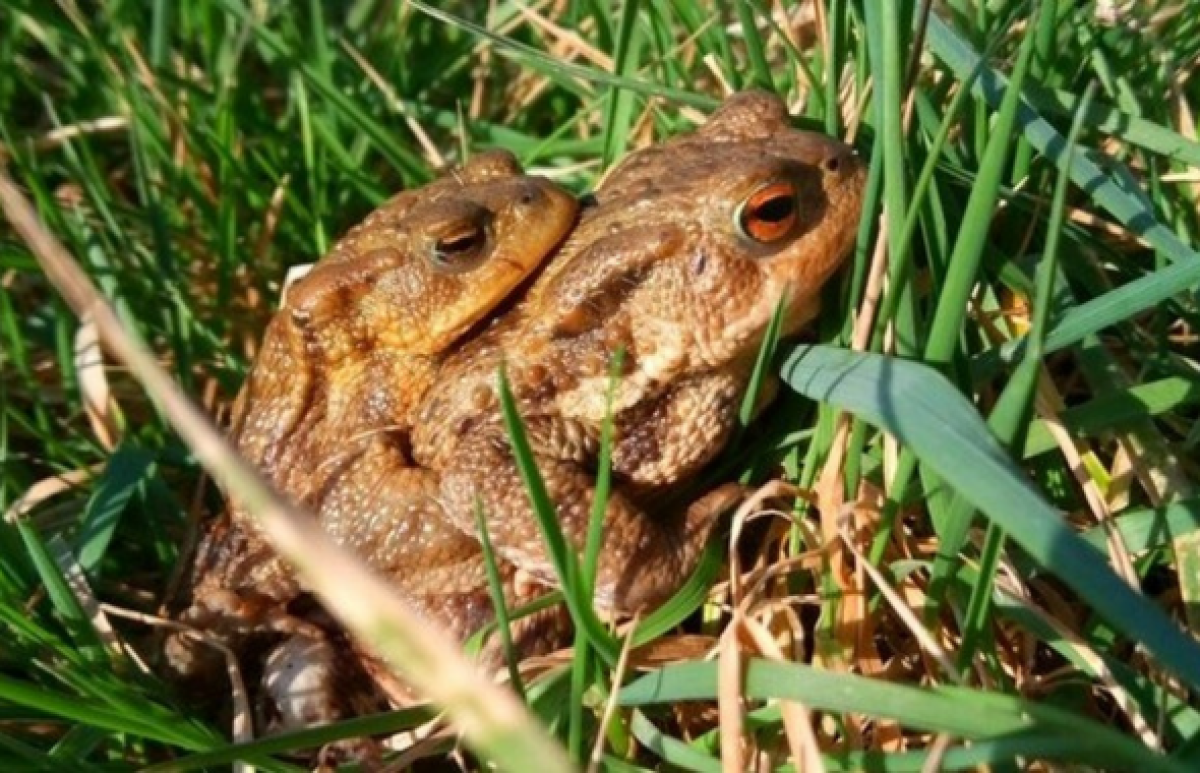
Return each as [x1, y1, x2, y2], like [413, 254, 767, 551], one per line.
[823, 153, 842, 174]
[520, 190, 536, 205]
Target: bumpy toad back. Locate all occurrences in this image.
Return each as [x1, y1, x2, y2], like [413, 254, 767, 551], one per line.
[231, 150, 579, 486]
[407, 91, 866, 624]
[166, 151, 578, 695]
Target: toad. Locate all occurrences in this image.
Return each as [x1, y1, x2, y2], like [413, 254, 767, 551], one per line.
[164, 151, 578, 727]
[402, 91, 866, 639]
[259, 93, 866, 730]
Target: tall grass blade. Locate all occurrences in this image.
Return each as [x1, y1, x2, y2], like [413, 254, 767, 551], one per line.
[780, 344, 1200, 691]
[621, 659, 1188, 773]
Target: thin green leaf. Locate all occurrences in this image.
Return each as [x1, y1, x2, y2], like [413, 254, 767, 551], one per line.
[621, 659, 1188, 773]
[12, 520, 105, 664]
[474, 497, 526, 703]
[600, 0, 645, 169]
[74, 445, 153, 573]
[780, 344, 1200, 692]
[928, 12, 1200, 361]
[732, 0, 774, 92]
[140, 707, 434, 772]
[496, 367, 620, 664]
[939, 82, 1097, 657]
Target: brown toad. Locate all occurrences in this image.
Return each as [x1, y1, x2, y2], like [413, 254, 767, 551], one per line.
[403, 91, 866, 633]
[165, 151, 578, 722]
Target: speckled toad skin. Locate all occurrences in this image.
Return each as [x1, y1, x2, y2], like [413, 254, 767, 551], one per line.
[401, 91, 867, 635]
[164, 151, 578, 728]
[168, 93, 866, 736]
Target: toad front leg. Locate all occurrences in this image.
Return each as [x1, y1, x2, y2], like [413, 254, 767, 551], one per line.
[165, 439, 446, 688]
[327, 439, 575, 664]
[275, 438, 573, 706]
[437, 422, 744, 615]
[163, 520, 313, 687]
[611, 371, 754, 486]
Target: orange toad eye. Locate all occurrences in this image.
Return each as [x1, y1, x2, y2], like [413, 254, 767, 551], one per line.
[431, 223, 488, 272]
[736, 180, 800, 245]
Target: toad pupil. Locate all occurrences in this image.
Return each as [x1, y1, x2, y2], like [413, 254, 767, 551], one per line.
[738, 181, 800, 244]
[433, 226, 486, 267]
[753, 193, 795, 223]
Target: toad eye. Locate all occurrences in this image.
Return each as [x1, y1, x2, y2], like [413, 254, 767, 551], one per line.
[430, 222, 489, 272]
[736, 180, 800, 245]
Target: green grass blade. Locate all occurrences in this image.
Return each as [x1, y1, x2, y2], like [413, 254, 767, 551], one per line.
[869, 1, 1039, 562]
[923, 6, 1039, 371]
[584, 350, 624, 597]
[496, 367, 620, 664]
[975, 254, 1200, 372]
[870, 45, 988, 353]
[621, 659, 1189, 773]
[926, 12, 1200, 267]
[1021, 376, 1200, 458]
[211, 0, 427, 177]
[628, 709, 719, 772]
[732, 0, 774, 92]
[862, 0, 909, 287]
[1079, 499, 1200, 556]
[569, 348, 625, 761]
[600, 0, 645, 170]
[0, 675, 212, 751]
[779, 344, 1200, 691]
[408, 0, 715, 109]
[74, 445, 154, 573]
[735, 298, 786, 439]
[0, 734, 87, 773]
[496, 367, 580, 589]
[631, 540, 723, 646]
[11, 520, 105, 665]
[934, 82, 1097, 648]
[1029, 83, 1200, 167]
[140, 707, 434, 772]
[474, 498, 526, 703]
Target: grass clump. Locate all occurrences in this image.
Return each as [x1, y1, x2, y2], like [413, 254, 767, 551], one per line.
[2, 0, 1199, 770]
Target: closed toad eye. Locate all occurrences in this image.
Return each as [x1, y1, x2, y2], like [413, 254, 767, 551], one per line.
[735, 180, 800, 245]
[430, 223, 488, 272]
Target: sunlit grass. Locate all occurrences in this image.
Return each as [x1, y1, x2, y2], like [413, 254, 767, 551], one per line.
[2, 0, 1198, 769]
